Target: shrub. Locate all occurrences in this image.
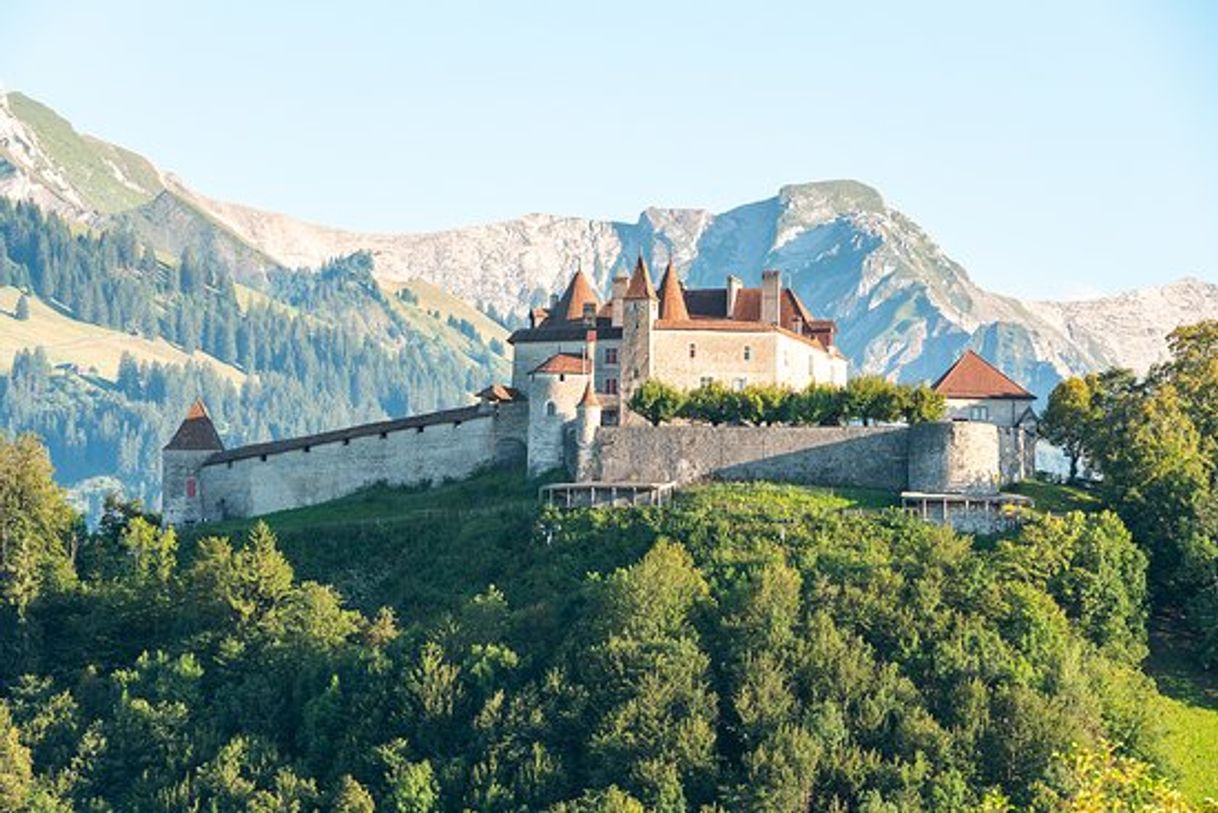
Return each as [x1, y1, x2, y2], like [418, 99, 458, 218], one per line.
[629, 380, 686, 427]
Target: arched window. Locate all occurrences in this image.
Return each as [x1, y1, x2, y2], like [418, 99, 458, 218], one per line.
[185, 477, 197, 498]
[546, 401, 557, 417]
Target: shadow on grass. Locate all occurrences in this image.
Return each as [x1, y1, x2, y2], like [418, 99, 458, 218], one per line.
[1147, 612, 1218, 709]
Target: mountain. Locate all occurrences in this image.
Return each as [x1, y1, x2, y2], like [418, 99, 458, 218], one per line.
[4, 90, 1217, 399]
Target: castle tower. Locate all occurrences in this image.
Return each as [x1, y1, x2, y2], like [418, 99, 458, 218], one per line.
[526, 354, 590, 476]
[162, 399, 224, 526]
[619, 255, 657, 422]
[575, 382, 602, 480]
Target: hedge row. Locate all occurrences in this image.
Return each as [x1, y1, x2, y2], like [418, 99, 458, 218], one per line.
[628, 376, 946, 427]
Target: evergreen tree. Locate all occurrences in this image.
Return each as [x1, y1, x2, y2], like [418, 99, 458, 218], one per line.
[13, 293, 30, 321]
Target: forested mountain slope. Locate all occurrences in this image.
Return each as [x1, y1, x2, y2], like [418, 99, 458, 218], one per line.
[0, 199, 507, 509]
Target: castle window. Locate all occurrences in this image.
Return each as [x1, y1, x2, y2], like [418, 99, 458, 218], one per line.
[380, 431, 388, 439]
[260, 454, 267, 462]
[417, 426, 424, 433]
[303, 445, 310, 453]
[604, 347, 618, 365]
[226, 461, 233, 469]
[689, 343, 697, 359]
[342, 438, 350, 446]
[732, 377, 747, 391]
[604, 377, 619, 395]
[185, 477, 197, 498]
[969, 405, 990, 421]
[744, 346, 752, 361]
[546, 401, 557, 417]
[700, 376, 714, 388]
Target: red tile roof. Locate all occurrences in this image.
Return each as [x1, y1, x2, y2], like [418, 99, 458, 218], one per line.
[549, 269, 600, 322]
[531, 352, 592, 375]
[624, 256, 657, 300]
[476, 384, 525, 402]
[164, 399, 224, 451]
[932, 351, 1035, 400]
[657, 261, 689, 321]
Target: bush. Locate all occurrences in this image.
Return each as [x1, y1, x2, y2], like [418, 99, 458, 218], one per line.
[629, 380, 686, 426]
[636, 378, 939, 427]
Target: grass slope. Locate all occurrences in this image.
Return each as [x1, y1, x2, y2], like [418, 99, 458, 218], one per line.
[1007, 479, 1104, 514]
[381, 276, 510, 346]
[5, 91, 162, 213]
[0, 286, 244, 382]
[1147, 620, 1218, 804]
[182, 474, 892, 620]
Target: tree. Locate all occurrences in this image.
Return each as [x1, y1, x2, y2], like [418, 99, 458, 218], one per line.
[682, 380, 733, 425]
[842, 375, 903, 425]
[0, 433, 76, 618]
[1042, 376, 1096, 481]
[14, 293, 30, 321]
[900, 382, 946, 424]
[332, 775, 376, 813]
[628, 380, 685, 426]
[0, 702, 32, 811]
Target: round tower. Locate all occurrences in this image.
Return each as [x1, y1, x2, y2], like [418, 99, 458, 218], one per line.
[162, 399, 224, 526]
[526, 354, 590, 476]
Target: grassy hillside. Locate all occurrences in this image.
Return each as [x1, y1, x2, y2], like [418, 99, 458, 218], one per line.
[381, 276, 510, 346]
[4, 91, 163, 213]
[0, 285, 244, 383]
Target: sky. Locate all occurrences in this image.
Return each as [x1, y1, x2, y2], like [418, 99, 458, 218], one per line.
[1, 1, 1216, 300]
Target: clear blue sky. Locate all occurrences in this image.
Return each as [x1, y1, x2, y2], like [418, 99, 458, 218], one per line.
[2, 1, 1215, 299]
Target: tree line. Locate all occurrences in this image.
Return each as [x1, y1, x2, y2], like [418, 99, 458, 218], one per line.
[628, 376, 946, 427]
[1040, 321, 1218, 669]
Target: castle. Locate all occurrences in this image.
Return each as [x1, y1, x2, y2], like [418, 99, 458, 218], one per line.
[162, 259, 1037, 526]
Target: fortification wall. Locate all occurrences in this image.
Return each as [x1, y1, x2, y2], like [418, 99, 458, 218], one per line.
[906, 422, 1002, 495]
[197, 407, 521, 521]
[585, 425, 912, 491]
[582, 420, 1021, 495]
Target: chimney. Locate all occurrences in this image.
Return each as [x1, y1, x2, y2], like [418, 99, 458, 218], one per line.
[611, 275, 629, 327]
[725, 275, 742, 318]
[761, 270, 781, 325]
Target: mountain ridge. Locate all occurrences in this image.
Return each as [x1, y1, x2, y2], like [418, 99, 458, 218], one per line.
[3, 90, 1216, 398]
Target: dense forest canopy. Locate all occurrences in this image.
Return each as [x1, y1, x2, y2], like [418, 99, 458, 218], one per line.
[0, 199, 505, 510]
[0, 433, 1213, 811]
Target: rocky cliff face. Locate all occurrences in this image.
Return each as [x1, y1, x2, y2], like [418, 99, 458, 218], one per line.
[4, 91, 1216, 398]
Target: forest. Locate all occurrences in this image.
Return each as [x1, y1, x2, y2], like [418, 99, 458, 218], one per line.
[1, 426, 1214, 811]
[0, 199, 504, 509]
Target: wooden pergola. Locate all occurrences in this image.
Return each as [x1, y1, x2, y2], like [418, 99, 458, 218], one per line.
[539, 481, 677, 509]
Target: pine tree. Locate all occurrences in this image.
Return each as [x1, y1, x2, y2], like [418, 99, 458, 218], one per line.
[13, 294, 30, 321]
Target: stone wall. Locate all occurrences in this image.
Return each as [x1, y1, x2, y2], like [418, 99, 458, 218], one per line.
[582, 420, 1022, 495]
[196, 405, 526, 522]
[584, 425, 912, 491]
[906, 422, 1002, 495]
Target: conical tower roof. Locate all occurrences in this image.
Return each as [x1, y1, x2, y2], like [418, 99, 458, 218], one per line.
[657, 261, 689, 321]
[551, 268, 601, 321]
[578, 381, 601, 408]
[623, 255, 657, 300]
[164, 399, 224, 451]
